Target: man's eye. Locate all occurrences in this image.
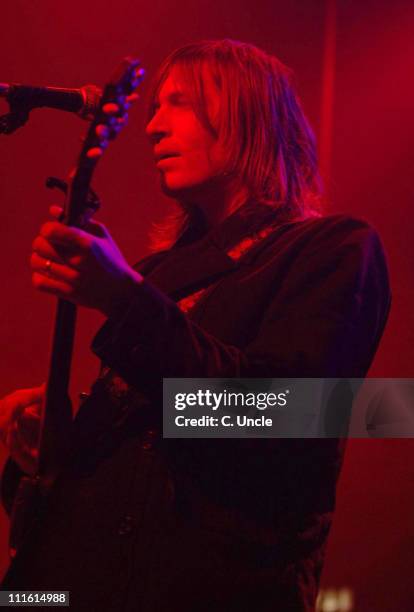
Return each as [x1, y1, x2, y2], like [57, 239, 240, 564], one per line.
[170, 94, 192, 108]
[174, 100, 190, 108]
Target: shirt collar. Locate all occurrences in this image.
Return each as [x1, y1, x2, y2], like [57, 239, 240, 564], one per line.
[175, 200, 289, 254]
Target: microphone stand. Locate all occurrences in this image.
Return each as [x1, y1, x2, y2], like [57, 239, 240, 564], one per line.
[0, 83, 31, 133]
[0, 105, 30, 134]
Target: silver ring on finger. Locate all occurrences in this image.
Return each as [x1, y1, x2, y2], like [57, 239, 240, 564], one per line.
[44, 259, 53, 275]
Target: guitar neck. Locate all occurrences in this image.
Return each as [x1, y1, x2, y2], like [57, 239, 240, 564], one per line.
[37, 298, 77, 483]
[35, 56, 145, 486]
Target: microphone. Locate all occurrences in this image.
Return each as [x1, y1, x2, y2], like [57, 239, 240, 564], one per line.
[0, 82, 102, 120]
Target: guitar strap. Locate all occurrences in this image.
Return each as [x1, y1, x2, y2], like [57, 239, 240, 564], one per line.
[177, 223, 277, 313]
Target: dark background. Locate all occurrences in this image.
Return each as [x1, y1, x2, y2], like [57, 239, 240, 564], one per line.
[1, 1, 413, 609]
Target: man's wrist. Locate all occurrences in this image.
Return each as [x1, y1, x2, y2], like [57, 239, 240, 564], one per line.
[100, 269, 144, 319]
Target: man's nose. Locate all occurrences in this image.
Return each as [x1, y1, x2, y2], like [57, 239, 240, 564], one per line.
[145, 109, 170, 143]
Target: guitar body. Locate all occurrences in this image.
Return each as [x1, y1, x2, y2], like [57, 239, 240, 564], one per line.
[0, 394, 150, 612]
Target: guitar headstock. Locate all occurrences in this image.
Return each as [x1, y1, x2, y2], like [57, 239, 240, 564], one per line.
[82, 57, 145, 161]
[64, 57, 145, 226]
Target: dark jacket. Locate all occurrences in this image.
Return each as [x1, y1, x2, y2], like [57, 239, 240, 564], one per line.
[1, 203, 391, 611]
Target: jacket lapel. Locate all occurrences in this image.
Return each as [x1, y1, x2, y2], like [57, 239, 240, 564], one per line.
[139, 202, 285, 300]
[143, 236, 237, 300]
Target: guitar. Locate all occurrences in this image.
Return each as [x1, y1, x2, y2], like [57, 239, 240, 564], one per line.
[7, 57, 145, 560]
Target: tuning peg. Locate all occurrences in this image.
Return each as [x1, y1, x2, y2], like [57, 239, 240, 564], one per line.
[123, 56, 141, 70]
[118, 98, 131, 111]
[106, 116, 118, 127]
[130, 68, 145, 90]
[95, 124, 110, 139]
[87, 147, 104, 159]
[107, 116, 125, 132]
[102, 102, 120, 115]
[107, 121, 126, 138]
[108, 116, 128, 134]
[126, 93, 140, 107]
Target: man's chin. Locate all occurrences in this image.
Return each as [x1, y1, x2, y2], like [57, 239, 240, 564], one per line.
[160, 181, 185, 199]
[160, 175, 220, 201]
[160, 177, 199, 200]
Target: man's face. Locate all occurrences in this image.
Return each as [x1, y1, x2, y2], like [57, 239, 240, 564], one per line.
[145, 67, 227, 198]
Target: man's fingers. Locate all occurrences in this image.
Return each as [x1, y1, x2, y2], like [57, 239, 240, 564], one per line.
[6, 385, 45, 411]
[46, 208, 109, 241]
[82, 219, 109, 239]
[7, 423, 39, 475]
[32, 235, 66, 264]
[40, 222, 92, 249]
[32, 271, 75, 298]
[49, 205, 64, 219]
[24, 405, 42, 419]
[17, 411, 41, 449]
[32, 235, 84, 269]
[0, 386, 44, 474]
[31, 252, 80, 284]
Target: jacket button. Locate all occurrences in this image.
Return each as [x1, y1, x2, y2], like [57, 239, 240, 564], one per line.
[118, 515, 135, 536]
[141, 429, 158, 451]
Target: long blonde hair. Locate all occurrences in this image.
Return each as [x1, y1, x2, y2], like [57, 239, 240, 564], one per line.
[147, 39, 322, 251]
